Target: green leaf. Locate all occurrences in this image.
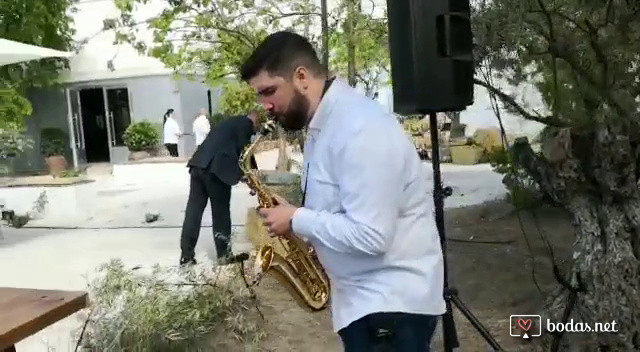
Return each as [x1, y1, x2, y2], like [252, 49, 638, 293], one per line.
[0, 0, 75, 130]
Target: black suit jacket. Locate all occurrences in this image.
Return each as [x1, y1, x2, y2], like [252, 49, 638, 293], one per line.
[188, 115, 257, 186]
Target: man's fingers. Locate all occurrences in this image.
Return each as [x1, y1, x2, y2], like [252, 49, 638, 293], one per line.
[258, 207, 270, 216]
[273, 194, 289, 205]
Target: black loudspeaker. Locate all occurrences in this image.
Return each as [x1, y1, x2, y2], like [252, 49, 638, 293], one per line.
[386, 0, 474, 115]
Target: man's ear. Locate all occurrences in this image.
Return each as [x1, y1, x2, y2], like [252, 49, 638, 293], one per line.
[293, 66, 310, 90]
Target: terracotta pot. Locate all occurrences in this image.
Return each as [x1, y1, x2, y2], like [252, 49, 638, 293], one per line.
[45, 155, 67, 175]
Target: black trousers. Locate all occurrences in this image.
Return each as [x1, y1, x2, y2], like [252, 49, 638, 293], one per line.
[338, 312, 439, 352]
[180, 167, 232, 259]
[165, 143, 178, 157]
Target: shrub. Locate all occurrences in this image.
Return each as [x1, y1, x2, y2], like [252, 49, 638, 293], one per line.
[123, 121, 160, 152]
[209, 112, 226, 127]
[486, 146, 544, 210]
[0, 129, 34, 159]
[40, 128, 68, 157]
[80, 259, 264, 351]
[220, 81, 257, 116]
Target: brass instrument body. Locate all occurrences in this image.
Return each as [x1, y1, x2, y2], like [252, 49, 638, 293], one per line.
[240, 131, 330, 312]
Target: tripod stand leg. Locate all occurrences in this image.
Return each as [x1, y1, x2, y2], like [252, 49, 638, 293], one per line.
[442, 301, 460, 352]
[427, 112, 503, 352]
[449, 292, 504, 351]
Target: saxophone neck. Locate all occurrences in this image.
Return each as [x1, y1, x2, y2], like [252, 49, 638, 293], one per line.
[241, 120, 275, 171]
[241, 134, 263, 170]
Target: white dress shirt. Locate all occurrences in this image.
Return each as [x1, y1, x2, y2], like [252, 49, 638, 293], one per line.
[163, 117, 181, 144]
[291, 78, 446, 332]
[193, 114, 211, 146]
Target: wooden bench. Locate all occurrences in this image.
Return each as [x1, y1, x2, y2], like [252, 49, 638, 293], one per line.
[0, 287, 89, 351]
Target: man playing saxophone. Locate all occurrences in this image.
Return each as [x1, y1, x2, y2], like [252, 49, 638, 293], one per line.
[240, 31, 446, 351]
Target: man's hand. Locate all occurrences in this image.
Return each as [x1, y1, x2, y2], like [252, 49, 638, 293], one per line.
[259, 195, 297, 237]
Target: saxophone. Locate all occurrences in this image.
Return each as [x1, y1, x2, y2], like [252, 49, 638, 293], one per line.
[239, 125, 330, 312]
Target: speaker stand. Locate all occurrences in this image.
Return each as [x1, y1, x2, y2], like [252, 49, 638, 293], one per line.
[426, 112, 504, 352]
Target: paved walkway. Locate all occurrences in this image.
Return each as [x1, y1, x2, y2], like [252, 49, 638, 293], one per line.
[0, 149, 507, 352]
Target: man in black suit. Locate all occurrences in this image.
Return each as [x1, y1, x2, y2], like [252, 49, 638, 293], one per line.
[179, 111, 268, 266]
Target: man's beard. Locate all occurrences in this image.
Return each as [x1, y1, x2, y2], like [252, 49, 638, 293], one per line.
[277, 89, 309, 131]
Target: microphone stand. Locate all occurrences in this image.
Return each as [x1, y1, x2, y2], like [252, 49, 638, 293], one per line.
[427, 112, 504, 352]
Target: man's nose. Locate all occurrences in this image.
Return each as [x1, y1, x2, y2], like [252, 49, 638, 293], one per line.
[259, 101, 274, 112]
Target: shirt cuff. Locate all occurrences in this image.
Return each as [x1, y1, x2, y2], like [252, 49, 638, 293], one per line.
[291, 207, 317, 241]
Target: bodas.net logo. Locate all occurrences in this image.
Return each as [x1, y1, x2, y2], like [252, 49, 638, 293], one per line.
[510, 315, 542, 339]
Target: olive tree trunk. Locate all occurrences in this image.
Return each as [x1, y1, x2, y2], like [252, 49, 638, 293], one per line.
[512, 117, 640, 351]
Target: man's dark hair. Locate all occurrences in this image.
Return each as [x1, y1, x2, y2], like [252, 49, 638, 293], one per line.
[240, 31, 326, 82]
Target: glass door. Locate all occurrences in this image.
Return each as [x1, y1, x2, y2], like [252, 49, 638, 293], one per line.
[65, 88, 87, 167]
[103, 87, 131, 147]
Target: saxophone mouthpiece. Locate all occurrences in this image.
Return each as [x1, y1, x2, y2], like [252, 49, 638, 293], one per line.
[261, 120, 277, 135]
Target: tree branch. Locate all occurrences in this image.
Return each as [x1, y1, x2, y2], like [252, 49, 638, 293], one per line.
[583, 19, 609, 88]
[265, 11, 322, 19]
[262, 0, 321, 18]
[546, 9, 589, 34]
[185, 7, 257, 48]
[207, 71, 238, 82]
[535, 0, 561, 119]
[473, 78, 568, 127]
[479, 61, 510, 148]
[525, 21, 630, 117]
[604, 0, 614, 25]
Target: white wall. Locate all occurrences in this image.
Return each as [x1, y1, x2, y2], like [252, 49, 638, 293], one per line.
[177, 76, 213, 157]
[61, 0, 170, 83]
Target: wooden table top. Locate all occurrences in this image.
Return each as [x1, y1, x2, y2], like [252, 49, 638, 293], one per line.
[0, 287, 89, 349]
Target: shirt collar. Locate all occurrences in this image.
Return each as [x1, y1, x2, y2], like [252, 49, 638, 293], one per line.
[307, 76, 345, 132]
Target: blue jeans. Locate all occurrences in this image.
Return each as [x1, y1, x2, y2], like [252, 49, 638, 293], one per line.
[338, 312, 439, 352]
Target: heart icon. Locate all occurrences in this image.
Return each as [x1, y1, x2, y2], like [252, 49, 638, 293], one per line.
[518, 318, 532, 332]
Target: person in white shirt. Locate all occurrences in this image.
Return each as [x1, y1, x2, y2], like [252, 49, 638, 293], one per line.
[192, 108, 211, 146]
[163, 108, 182, 157]
[241, 31, 446, 351]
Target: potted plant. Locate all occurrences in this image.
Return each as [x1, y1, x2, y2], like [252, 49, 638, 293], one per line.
[123, 121, 160, 160]
[40, 128, 68, 175]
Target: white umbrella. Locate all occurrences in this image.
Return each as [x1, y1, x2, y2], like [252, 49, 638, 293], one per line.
[0, 38, 73, 66]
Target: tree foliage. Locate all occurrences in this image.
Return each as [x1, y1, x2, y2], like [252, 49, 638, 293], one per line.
[0, 0, 76, 130]
[473, 0, 640, 128]
[0, 88, 32, 130]
[329, 0, 389, 96]
[111, 0, 322, 86]
[110, 0, 390, 95]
